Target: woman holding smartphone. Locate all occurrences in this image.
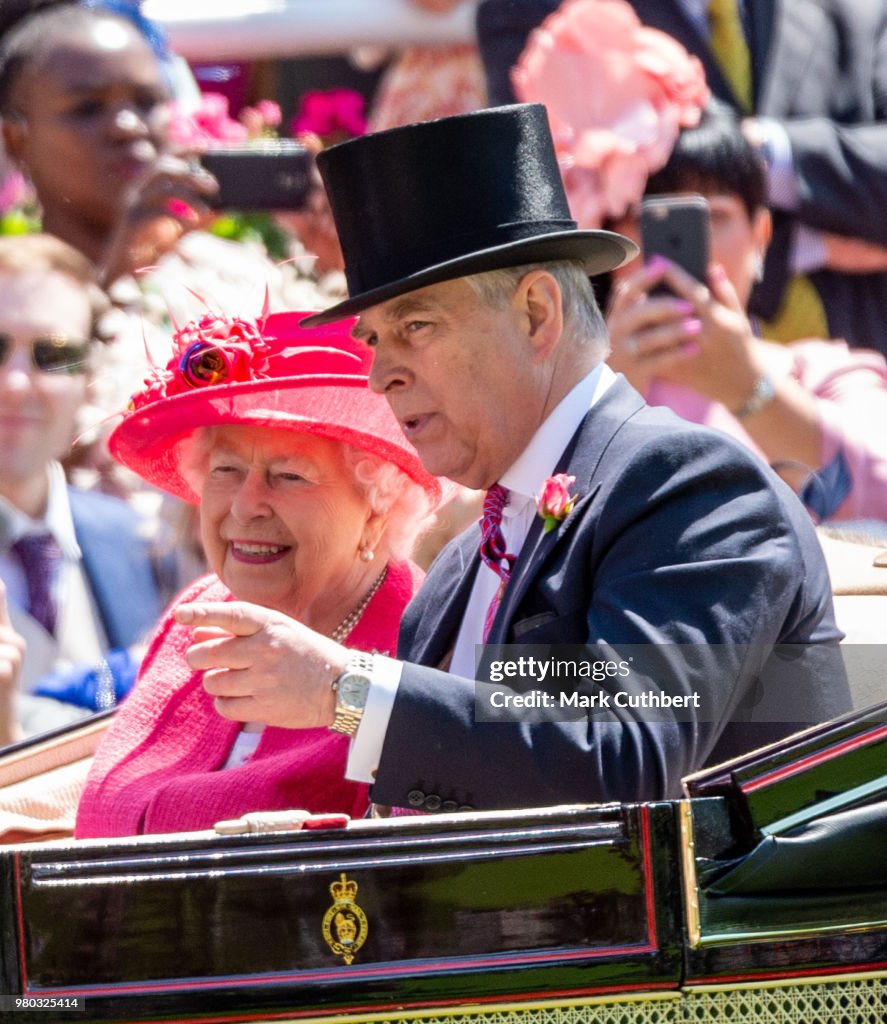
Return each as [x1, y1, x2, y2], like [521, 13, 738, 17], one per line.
[605, 102, 887, 525]
[0, 3, 336, 317]
[514, 0, 887, 526]
[0, 2, 217, 292]
[0, 1, 338, 507]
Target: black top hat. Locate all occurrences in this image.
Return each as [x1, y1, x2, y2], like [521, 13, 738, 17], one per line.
[302, 104, 638, 326]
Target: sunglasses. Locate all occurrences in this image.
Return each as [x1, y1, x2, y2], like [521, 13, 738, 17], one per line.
[0, 334, 92, 375]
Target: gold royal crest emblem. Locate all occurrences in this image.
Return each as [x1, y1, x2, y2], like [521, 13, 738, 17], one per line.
[322, 872, 368, 965]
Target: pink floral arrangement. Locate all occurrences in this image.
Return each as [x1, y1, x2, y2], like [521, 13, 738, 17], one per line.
[129, 314, 273, 411]
[167, 92, 249, 149]
[512, 0, 710, 228]
[238, 99, 283, 139]
[290, 88, 368, 148]
[537, 473, 577, 533]
[168, 92, 284, 149]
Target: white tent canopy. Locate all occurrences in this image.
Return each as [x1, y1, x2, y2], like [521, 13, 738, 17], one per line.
[142, 0, 478, 62]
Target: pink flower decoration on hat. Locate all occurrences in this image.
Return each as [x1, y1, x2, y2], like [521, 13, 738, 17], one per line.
[129, 314, 273, 411]
[512, 0, 710, 228]
[537, 473, 578, 533]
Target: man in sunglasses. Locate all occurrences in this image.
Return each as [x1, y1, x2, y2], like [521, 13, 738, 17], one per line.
[0, 234, 166, 744]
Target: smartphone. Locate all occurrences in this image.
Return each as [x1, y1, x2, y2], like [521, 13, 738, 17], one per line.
[201, 141, 312, 211]
[640, 194, 710, 294]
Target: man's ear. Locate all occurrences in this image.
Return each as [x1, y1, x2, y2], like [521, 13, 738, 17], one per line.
[513, 269, 563, 363]
[2, 114, 28, 167]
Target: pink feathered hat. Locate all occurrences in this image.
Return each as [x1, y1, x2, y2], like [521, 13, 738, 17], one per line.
[512, 0, 710, 229]
[108, 310, 442, 506]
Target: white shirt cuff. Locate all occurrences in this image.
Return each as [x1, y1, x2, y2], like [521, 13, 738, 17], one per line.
[792, 223, 828, 274]
[345, 653, 403, 782]
[755, 117, 797, 210]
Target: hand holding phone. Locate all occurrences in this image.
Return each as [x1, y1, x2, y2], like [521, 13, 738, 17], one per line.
[200, 141, 312, 211]
[640, 194, 710, 294]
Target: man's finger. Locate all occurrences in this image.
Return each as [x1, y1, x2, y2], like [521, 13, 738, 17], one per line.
[175, 601, 274, 636]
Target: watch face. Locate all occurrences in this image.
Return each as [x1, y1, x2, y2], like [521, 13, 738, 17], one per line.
[338, 673, 370, 712]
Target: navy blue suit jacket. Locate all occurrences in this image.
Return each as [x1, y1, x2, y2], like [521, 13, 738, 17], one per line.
[372, 377, 851, 812]
[477, 0, 887, 352]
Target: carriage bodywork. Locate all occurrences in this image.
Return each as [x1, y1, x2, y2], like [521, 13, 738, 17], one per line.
[1, 700, 885, 1024]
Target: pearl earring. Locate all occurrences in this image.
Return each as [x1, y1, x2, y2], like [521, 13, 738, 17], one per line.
[360, 546, 375, 562]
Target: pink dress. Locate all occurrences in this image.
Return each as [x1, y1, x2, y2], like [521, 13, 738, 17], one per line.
[75, 560, 422, 838]
[646, 340, 887, 523]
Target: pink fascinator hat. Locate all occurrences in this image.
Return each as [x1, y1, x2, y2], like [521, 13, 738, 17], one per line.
[512, 0, 710, 228]
[108, 311, 442, 507]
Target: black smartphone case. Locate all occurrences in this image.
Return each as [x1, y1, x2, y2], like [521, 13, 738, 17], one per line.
[201, 143, 312, 211]
[640, 194, 710, 291]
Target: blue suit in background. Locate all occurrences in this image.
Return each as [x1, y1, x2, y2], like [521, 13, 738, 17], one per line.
[17, 488, 169, 722]
[68, 487, 165, 652]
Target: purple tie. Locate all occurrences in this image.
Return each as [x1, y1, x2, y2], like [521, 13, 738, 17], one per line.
[12, 533, 62, 635]
[480, 484, 516, 641]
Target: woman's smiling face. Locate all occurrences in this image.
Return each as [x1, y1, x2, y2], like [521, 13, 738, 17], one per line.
[198, 426, 376, 625]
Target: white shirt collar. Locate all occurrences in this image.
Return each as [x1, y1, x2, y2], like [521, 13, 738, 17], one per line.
[0, 462, 81, 559]
[499, 363, 614, 510]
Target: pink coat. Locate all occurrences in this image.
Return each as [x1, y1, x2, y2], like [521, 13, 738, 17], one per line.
[75, 560, 422, 838]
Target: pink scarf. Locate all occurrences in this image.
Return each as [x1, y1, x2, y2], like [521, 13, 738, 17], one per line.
[76, 561, 421, 838]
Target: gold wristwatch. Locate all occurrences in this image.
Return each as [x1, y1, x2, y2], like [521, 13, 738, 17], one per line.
[330, 652, 374, 735]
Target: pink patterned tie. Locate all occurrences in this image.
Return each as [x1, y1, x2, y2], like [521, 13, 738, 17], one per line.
[480, 484, 516, 641]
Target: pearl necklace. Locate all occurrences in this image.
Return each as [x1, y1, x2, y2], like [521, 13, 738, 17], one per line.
[330, 566, 388, 644]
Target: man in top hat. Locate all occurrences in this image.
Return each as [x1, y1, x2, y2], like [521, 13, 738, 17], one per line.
[176, 104, 851, 813]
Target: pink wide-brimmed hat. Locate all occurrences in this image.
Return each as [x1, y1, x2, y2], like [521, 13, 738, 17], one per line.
[108, 310, 442, 506]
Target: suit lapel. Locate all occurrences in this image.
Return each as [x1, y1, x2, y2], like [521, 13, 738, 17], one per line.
[631, 0, 738, 110]
[70, 489, 160, 649]
[746, 0, 778, 99]
[490, 377, 645, 642]
[753, 0, 817, 115]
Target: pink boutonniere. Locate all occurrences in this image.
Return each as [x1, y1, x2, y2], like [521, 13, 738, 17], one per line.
[537, 473, 578, 533]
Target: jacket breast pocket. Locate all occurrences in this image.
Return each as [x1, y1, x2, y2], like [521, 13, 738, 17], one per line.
[511, 607, 586, 643]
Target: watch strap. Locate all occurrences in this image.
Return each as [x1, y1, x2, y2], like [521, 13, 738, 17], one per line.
[330, 705, 364, 736]
[330, 651, 374, 736]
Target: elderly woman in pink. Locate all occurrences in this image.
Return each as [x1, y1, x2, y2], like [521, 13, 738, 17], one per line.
[75, 311, 440, 837]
